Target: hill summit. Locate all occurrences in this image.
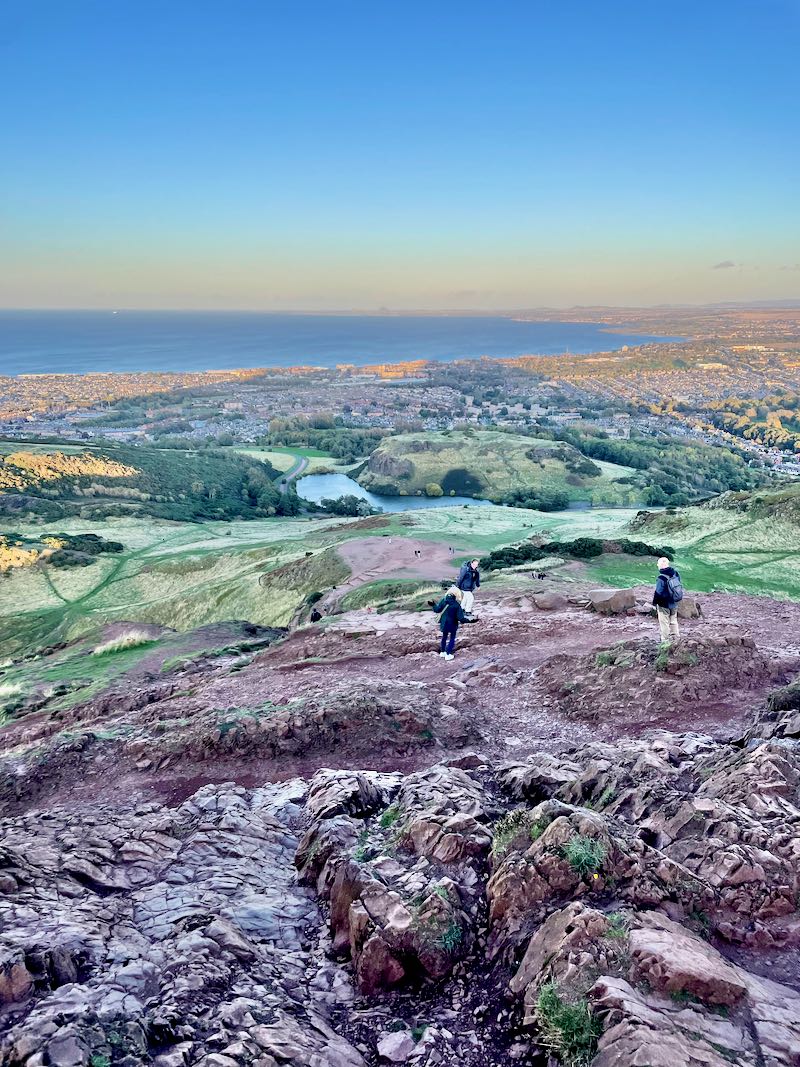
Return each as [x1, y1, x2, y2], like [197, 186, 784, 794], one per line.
[356, 429, 635, 504]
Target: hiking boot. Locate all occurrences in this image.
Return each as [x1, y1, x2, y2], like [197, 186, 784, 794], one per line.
[438, 651, 446, 657]
[443, 653, 454, 661]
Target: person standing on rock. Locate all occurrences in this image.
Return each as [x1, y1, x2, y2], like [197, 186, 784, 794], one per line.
[653, 556, 683, 644]
[430, 586, 467, 660]
[457, 558, 481, 616]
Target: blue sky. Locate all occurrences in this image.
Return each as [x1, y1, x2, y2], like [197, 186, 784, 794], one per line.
[1, 0, 798, 308]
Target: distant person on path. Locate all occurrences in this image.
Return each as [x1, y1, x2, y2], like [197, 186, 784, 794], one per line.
[653, 556, 683, 643]
[429, 586, 467, 660]
[457, 558, 481, 615]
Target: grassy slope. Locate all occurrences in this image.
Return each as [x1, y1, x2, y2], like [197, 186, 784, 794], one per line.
[3, 482, 799, 662]
[587, 491, 800, 600]
[357, 430, 634, 500]
[0, 504, 643, 657]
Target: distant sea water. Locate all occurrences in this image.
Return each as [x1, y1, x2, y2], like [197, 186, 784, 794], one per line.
[0, 311, 678, 376]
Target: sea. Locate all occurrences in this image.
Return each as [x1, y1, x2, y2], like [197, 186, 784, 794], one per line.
[0, 311, 678, 377]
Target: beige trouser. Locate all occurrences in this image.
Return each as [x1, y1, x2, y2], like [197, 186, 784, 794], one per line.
[657, 605, 680, 642]
[461, 589, 475, 613]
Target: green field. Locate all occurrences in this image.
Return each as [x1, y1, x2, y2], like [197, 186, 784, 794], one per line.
[585, 497, 800, 600]
[0, 503, 644, 657]
[233, 445, 339, 474]
[357, 429, 636, 502]
[3, 481, 800, 663]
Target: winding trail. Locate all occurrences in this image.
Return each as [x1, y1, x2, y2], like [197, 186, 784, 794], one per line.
[321, 535, 465, 610]
[277, 454, 309, 494]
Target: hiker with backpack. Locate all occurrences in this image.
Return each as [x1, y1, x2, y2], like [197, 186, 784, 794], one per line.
[653, 556, 683, 643]
[429, 586, 467, 660]
[457, 558, 481, 616]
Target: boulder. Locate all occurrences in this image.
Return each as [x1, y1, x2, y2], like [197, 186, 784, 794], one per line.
[0, 948, 33, 1004]
[376, 1030, 416, 1062]
[587, 588, 636, 614]
[532, 591, 568, 611]
[629, 912, 747, 1006]
[677, 596, 702, 619]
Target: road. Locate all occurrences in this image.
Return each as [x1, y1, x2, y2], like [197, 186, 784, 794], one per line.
[277, 454, 309, 495]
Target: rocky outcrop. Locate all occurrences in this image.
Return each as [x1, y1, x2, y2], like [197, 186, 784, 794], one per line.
[296, 765, 495, 997]
[537, 634, 788, 723]
[358, 451, 415, 493]
[2, 630, 800, 1066]
[0, 781, 367, 1067]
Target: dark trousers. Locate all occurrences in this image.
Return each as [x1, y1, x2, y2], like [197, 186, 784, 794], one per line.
[440, 629, 457, 654]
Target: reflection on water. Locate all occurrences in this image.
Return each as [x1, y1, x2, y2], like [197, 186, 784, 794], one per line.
[296, 473, 492, 513]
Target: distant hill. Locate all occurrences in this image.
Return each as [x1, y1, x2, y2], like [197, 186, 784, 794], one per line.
[356, 429, 636, 505]
[0, 442, 295, 521]
[703, 484, 800, 525]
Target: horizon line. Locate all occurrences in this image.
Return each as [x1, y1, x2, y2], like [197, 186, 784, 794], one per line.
[2, 300, 800, 315]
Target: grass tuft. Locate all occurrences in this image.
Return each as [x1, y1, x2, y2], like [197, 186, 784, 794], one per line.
[435, 918, 463, 952]
[605, 911, 629, 940]
[563, 835, 607, 877]
[492, 809, 544, 858]
[93, 630, 156, 657]
[378, 803, 403, 829]
[536, 982, 602, 1066]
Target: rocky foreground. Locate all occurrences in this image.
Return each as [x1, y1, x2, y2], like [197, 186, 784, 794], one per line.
[2, 584, 800, 1066]
[2, 671, 800, 1065]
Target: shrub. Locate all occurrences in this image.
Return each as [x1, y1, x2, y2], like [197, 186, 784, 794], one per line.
[319, 494, 378, 517]
[535, 982, 602, 1066]
[425, 482, 444, 497]
[379, 803, 403, 829]
[92, 630, 157, 656]
[492, 809, 543, 858]
[563, 835, 607, 877]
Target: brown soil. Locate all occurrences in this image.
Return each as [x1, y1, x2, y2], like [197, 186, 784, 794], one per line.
[322, 536, 467, 609]
[5, 577, 799, 819]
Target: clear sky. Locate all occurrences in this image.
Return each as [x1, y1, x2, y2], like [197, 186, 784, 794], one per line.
[1, 0, 798, 310]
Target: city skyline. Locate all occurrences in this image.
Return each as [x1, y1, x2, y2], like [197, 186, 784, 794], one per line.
[2, 0, 799, 310]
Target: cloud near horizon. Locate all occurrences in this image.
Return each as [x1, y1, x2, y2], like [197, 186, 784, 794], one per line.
[712, 260, 737, 270]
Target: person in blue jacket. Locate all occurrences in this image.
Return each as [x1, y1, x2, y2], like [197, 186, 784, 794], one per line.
[431, 586, 467, 660]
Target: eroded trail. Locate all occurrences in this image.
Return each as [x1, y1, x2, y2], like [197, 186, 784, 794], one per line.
[321, 536, 465, 611]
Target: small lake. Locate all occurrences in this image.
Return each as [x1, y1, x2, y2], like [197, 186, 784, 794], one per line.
[297, 472, 492, 512]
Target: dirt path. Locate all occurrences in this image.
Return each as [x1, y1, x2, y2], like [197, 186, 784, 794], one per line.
[322, 535, 467, 610]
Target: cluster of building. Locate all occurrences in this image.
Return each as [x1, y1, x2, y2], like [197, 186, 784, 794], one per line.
[2, 308, 800, 484]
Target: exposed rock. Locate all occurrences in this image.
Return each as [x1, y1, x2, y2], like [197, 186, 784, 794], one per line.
[2, 605, 800, 1067]
[376, 1029, 416, 1061]
[532, 591, 568, 611]
[587, 588, 636, 614]
[677, 595, 703, 619]
[629, 911, 747, 1006]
